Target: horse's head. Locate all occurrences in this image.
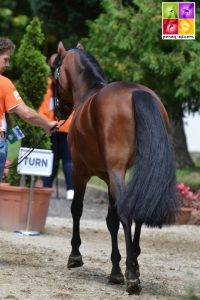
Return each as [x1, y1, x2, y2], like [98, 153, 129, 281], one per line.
[55, 41, 108, 113]
[53, 41, 77, 119]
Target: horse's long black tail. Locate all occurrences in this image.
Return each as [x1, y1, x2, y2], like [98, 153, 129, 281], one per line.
[117, 90, 180, 227]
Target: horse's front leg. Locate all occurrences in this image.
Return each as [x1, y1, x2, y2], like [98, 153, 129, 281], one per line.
[67, 171, 88, 269]
[120, 217, 141, 294]
[106, 191, 124, 284]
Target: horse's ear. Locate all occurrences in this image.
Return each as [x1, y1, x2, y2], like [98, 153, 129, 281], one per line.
[48, 53, 57, 67]
[76, 42, 84, 50]
[57, 41, 65, 55]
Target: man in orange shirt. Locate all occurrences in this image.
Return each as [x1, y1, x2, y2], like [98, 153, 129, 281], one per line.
[0, 37, 58, 182]
[38, 55, 74, 200]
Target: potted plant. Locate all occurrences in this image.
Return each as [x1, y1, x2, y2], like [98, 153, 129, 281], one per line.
[0, 17, 53, 233]
[175, 182, 200, 224]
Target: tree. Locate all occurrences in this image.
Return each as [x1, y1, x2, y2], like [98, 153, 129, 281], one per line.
[0, 0, 102, 57]
[0, 0, 30, 45]
[15, 17, 49, 110]
[8, 17, 50, 186]
[85, 0, 200, 167]
[28, 0, 101, 56]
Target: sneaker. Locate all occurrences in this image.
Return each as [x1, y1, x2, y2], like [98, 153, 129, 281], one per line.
[66, 189, 74, 200]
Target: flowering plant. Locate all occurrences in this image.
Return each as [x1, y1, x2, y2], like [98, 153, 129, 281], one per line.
[2, 160, 11, 183]
[176, 182, 200, 211]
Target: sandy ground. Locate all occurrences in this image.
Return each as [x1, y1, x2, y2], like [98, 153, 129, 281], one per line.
[0, 183, 200, 299]
[0, 216, 200, 300]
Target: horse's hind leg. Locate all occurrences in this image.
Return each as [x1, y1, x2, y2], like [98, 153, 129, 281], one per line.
[107, 166, 141, 293]
[120, 217, 141, 294]
[132, 221, 142, 278]
[67, 172, 88, 269]
[106, 190, 124, 284]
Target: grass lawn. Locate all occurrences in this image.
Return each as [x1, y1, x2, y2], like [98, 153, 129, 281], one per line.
[89, 176, 107, 188]
[7, 141, 21, 161]
[176, 166, 200, 190]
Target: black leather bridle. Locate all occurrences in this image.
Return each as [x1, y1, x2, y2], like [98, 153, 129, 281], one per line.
[54, 66, 74, 120]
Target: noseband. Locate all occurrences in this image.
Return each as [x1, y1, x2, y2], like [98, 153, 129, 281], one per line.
[54, 65, 74, 120]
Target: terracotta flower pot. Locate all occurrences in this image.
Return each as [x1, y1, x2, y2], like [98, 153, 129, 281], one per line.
[0, 184, 53, 232]
[174, 207, 193, 225]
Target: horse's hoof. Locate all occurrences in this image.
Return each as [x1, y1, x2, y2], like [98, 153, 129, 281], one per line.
[109, 267, 125, 284]
[125, 265, 140, 280]
[109, 273, 125, 284]
[67, 254, 83, 268]
[126, 279, 141, 295]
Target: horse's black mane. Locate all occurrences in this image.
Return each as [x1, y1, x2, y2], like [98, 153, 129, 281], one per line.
[77, 49, 109, 85]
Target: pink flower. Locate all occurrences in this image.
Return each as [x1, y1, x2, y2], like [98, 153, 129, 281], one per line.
[3, 160, 10, 175]
[176, 182, 200, 211]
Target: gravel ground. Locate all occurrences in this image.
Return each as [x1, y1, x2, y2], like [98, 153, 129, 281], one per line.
[0, 181, 199, 300]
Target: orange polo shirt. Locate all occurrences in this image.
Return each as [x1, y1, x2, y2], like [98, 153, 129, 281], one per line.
[38, 77, 74, 132]
[0, 75, 24, 131]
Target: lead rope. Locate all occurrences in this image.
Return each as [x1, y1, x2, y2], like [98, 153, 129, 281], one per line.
[7, 120, 66, 169]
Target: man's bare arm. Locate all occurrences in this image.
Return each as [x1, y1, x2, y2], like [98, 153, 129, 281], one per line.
[10, 104, 58, 135]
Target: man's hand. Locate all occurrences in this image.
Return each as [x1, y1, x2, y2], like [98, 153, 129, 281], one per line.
[44, 121, 60, 135]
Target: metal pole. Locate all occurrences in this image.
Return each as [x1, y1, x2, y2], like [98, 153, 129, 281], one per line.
[25, 175, 34, 231]
[15, 175, 40, 236]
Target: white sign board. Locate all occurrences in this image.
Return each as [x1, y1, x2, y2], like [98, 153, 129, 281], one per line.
[17, 147, 54, 176]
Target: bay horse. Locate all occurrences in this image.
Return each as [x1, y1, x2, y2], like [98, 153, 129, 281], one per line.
[55, 42, 179, 294]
